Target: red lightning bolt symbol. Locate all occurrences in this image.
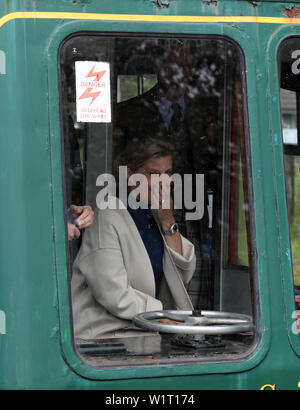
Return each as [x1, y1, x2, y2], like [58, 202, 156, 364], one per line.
[79, 88, 101, 105]
[79, 65, 106, 105]
[85, 64, 106, 81]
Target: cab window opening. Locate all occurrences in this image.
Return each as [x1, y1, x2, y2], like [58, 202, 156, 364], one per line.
[279, 38, 300, 337]
[58, 34, 257, 366]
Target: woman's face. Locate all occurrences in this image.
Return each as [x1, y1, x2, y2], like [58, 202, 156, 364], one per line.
[128, 155, 173, 206]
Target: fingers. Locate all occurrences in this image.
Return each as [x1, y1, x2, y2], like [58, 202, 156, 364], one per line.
[70, 204, 94, 229]
[151, 183, 172, 209]
[161, 181, 173, 208]
[75, 205, 94, 229]
[68, 223, 81, 240]
[70, 204, 82, 214]
[159, 319, 181, 325]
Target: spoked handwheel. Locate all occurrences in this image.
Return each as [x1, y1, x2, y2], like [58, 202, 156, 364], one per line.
[133, 310, 254, 335]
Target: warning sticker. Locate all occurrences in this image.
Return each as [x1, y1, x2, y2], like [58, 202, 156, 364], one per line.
[75, 61, 111, 123]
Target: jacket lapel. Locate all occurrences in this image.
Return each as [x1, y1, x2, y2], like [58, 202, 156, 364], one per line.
[116, 198, 156, 296]
[151, 210, 194, 310]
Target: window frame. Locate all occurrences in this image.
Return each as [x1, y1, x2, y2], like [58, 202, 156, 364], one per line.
[277, 35, 300, 354]
[47, 20, 264, 381]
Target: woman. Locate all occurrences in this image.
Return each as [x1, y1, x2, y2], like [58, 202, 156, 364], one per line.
[71, 140, 196, 340]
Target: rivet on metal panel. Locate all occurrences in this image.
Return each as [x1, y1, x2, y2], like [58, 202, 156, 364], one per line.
[152, 0, 171, 9]
[247, 1, 258, 7]
[284, 7, 299, 18]
[69, 0, 92, 4]
[202, 0, 218, 5]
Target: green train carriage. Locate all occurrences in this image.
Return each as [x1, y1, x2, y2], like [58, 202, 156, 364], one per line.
[0, 0, 300, 390]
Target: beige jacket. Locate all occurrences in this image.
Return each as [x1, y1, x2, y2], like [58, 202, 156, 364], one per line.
[71, 198, 196, 340]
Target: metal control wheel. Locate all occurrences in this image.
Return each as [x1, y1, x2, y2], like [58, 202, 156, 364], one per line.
[133, 310, 254, 335]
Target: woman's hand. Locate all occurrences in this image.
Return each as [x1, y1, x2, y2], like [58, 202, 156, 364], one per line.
[159, 318, 181, 325]
[68, 223, 81, 240]
[68, 205, 94, 240]
[151, 175, 174, 227]
[71, 204, 94, 229]
[151, 178, 183, 256]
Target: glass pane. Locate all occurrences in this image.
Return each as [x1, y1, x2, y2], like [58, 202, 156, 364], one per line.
[59, 35, 256, 366]
[229, 152, 249, 267]
[117, 75, 138, 102]
[278, 38, 300, 336]
[117, 74, 158, 102]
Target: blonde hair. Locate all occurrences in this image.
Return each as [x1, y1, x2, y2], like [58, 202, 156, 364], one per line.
[116, 138, 174, 173]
